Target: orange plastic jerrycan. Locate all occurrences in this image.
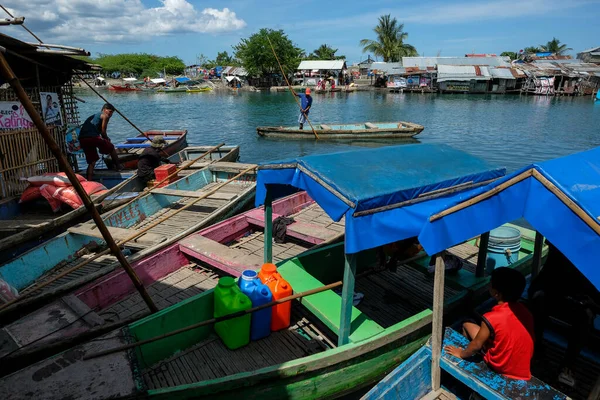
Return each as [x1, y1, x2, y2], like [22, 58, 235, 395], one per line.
[258, 263, 293, 331]
[214, 276, 252, 349]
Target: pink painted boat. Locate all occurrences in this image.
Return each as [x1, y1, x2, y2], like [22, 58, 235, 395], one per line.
[0, 192, 344, 375]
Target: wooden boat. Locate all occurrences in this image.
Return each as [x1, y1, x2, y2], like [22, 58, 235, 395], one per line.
[186, 87, 212, 93]
[104, 130, 188, 170]
[0, 192, 344, 373]
[156, 87, 188, 93]
[0, 163, 256, 324]
[0, 173, 142, 264]
[107, 84, 141, 92]
[257, 121, 424, 140]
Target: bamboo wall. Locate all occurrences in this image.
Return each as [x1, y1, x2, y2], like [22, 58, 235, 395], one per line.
[0, 83, 79, 199]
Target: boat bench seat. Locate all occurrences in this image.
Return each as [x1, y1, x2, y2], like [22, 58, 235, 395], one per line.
[245, 209, 341, 244]
[365, 122, 378, 129]
[433, 328, 568, 399]
[320, 124, 332, 130]
[178, 235, 263, 277]
[278, 260, 385, 343]
[67, 225, 166, 250]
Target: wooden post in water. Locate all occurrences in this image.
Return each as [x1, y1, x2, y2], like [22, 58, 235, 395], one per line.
[263, 190, 273, 264]
[532, 231, 544, 278]
[431, 254, 446, 391]
[475, 231, 490, 278]
[338, 251, 357, 346]
[0, 51, 159, 314]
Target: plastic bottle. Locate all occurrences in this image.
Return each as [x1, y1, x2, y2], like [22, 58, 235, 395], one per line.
[238, 270, 273, 341]
[258, 263, 293, 331]
[214, 276, 251, 349]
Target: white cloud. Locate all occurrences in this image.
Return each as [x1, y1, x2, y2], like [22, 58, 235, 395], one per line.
[3, 0, 246, 44]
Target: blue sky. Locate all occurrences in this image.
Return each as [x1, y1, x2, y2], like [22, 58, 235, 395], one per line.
[5, 0, 600, 65]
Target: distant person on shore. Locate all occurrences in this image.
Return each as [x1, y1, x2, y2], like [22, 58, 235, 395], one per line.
[137, 136, 173, 186]
[295, 88, 312, 130]
[79, 103, 123, 180]
[445, 267, 534, 381]
[345, 75, 350, 90]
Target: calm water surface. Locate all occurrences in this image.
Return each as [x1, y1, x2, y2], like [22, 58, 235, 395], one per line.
[76, 90, 600, 171]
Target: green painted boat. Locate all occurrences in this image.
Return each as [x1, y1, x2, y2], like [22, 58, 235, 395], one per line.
[256, 121, 424, 140]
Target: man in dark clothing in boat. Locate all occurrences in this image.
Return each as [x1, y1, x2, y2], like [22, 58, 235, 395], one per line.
[79, 103, 123, 180]
[137, 136, 174, 186]
[295, 88, 312, 130]
[528, 242, 600, 388]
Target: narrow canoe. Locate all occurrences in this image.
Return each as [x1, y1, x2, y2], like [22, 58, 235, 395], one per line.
[107, 85, 140, 92]
[156, 87, 188, 93]
[257, 122, 424, 140]
[0, 163, 256, 324]
[104, 130, 188, 170]
[0, 192, 343, 372]
[186, 87, 212, 93]
[0, 227, 541, 399]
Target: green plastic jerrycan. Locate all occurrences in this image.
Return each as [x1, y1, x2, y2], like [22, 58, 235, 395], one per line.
[214, 276, 252, 349]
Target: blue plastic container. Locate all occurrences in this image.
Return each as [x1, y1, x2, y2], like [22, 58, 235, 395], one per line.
[238, 270, 273, 341]
[486, 226, 521, 273]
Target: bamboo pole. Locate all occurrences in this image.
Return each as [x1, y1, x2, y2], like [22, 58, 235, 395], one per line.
[83, 253, 423, 360]
[266, 36, 319, 140]
[0, 165, 257, 312]
[0, 51, 159, 314]
[430, 169, 533, 222]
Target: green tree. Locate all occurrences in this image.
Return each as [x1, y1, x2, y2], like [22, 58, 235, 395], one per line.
[233, 28, 303, 77]
[306, 44, 345, 60]
[359, 15, 417, 62]
[540, 37, 572, 55]
[524, 46, 542, 54]
[214, 51, 240, 66]
[500, 51, 517, 60]
[92, 53, 185, 77]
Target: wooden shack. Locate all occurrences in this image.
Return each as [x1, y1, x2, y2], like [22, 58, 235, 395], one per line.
[0, 33, 94, 200]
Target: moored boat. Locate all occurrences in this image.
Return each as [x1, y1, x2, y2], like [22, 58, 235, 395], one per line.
[107, 84, 141, 92]
[0, 145, 545, 399]
[257, 121, 424, 140]
[104, 130, 188, 170]
[0, 163, 256, 324]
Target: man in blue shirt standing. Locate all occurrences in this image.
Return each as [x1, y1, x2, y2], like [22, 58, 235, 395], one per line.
[295, 88, 312, 130]
[78, 103, 122, 180]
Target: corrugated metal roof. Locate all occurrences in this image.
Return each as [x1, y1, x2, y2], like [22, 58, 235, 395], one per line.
[402, 56, 511, 68]
[579, 46, 600, 53]
[489, 68, 516, 79]
[370, 62, 405, 74]
[437, 65, 491, 82]
[297, 60, 346, 70]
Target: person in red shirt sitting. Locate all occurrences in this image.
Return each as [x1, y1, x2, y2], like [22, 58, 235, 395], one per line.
[445, 267, 535, 380]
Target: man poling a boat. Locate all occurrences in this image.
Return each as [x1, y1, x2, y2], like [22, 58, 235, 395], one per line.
[79, 103, 123, 180]
[295, 88, 312, 130]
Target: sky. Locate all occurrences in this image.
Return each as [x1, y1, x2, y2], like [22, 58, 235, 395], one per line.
[3, 0, 600, 65]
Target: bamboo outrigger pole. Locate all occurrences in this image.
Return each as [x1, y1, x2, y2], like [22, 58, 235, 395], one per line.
[266, 36, 319, 140]
[0, 51, 159, 314]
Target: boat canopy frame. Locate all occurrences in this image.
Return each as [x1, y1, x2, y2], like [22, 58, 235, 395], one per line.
[255, 143, 506, 346]
[416, 146, 600, 393]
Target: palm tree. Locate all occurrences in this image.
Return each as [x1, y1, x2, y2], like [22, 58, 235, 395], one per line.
[540, 38, 572, 55]
[360, 15, 417, 62]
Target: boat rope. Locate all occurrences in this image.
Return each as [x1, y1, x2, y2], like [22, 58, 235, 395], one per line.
[266, 35, 319, 140]
[83, 253, 423, 361]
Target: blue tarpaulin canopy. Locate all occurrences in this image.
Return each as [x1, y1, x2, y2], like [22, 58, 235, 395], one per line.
[256, 144, 505, 254]
[418, 146, 600, 290]
[174, 77, 190, 83]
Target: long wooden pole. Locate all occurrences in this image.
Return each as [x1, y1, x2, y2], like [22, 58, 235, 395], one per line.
[0, 165, 257, 312]
[266, 36, 319, 140]
[0, 51, 159, 314]
[83, 254, 423, 361]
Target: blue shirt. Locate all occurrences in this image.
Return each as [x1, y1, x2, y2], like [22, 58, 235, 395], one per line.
[297, 94, 313, 113]
[79, 112, 102, 139]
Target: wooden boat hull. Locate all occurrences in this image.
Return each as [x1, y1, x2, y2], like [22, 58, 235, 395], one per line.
[257, 121, 424, 140]
[104, 130, 188, 170]
[108, 85, 140, 92]
[0, 163, 256, 325]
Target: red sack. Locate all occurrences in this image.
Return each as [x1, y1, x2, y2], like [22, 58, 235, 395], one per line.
[19, 185, 42, 203]
[27, 172, 86, 187]
[53, 182, 107, 209]
[39, 184, 62, 212]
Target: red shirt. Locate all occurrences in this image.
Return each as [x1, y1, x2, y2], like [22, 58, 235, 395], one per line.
[483, 302, 534, 380]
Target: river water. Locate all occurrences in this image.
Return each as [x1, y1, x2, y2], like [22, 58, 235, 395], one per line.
[76, 90, 600, 171]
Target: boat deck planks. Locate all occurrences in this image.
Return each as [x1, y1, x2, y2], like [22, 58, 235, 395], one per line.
[99, 264, 220, 322]
[446, 242, 479, 274]
[355, 264, 464, 328]
[142, 302, 332, 390]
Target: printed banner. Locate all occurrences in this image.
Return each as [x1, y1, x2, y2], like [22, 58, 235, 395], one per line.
[40, 92, 63, 126]
[0, 102, 34, 129]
